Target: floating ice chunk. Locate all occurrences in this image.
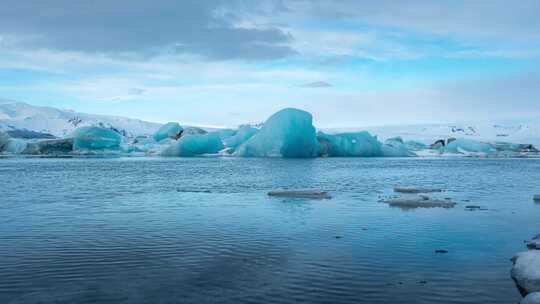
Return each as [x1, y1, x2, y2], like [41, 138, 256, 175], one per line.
[235, 108, 318, 158]
[511, 251, 540, 294]
[161, 132, 224, 157]
[224, 125, 258, 149]
[534, 195, 540, 202]
[153, 122, 183, 142]
[317, 131, 382, 157]
[267, 189, 331, 199]
[521, 292, 540, 304]
[527, 234, 540, 250]
[22, 138, 74, 155]
[444, 138, 495, 154]
[382, 137, 414, 157]
[394, 187, 443, 194]
[72, 127, 122, 150]
[383, 195, 456, 209]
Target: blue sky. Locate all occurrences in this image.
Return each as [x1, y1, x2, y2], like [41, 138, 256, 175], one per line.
[1, 0, 539, 127]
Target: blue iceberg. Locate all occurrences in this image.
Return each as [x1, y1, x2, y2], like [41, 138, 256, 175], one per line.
[381, 137, 414, 157]
[72, 127, 122, 151]
[235, 108, 318, 158]
[161, 132, 224, 157]
[153, 122, 183, 142]
[444, 138, 495, 154]
[317, 131, 382, 157]
[223, 125, 258, 149]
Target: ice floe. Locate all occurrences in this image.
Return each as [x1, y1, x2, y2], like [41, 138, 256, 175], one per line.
[267, 189, 331, 199]
[511, 250, 540, 294]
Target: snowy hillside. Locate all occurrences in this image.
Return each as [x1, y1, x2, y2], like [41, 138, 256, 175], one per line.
[0, 102, 161, 138]
[325, 121, 540, 147]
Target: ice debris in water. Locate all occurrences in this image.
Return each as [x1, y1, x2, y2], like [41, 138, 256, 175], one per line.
[444, 138, 496, 154]
[511, 251, 540, 294]
[153, 122, 183, 142]
[72, 127, 122, 150]
[383, 195, 456, 209]
[394, 187, 443, 194]
[161, 132, 224, 157]
[521, 292, 540, 304]
[534, 195, 540, 202]
[381, 137, 415, 157]
[317, 131, 382, 157]
[223, 125, 258, 149]
[267, 189, 331, 199]
[235, 108, 319, 158]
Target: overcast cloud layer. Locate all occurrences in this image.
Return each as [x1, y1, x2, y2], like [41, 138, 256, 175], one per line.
[0, 1, 539, 126]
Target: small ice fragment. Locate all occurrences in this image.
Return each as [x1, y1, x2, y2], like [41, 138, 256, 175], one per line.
[267, 189, 331, 199]
[521, 292, 540, 304]
[394, 187, 443, 194]
[511, 251, 540, 294]
[383, 196, 456, 209]
[534, 195, 540, 202]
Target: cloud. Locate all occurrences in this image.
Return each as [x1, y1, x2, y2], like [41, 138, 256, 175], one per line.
[0, 0, 296, 61]
[298, 81, 332, 88]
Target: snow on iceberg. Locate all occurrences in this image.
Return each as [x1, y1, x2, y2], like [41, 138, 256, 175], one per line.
[444, 138, 496, 154]
[235, 108, 318, 158]
[161, 132, 224, 157]
[72, 127, 122, 151]
[153, 122, 183, 142]
[317, 131, 382, 157]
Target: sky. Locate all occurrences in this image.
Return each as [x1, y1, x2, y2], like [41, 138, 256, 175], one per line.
[0, 0, 539, 127]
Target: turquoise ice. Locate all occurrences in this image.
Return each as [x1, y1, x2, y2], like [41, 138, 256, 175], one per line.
[317, 131, 382, 157]
[444, 138, 496, 154]
[153, 122, 183, 142]
[72, 127, 122, 150]
[381, 137, 414, 157]
[235, 108, 318, 158]
[161, 132, 224, 157]
[223, 125, 258, 149]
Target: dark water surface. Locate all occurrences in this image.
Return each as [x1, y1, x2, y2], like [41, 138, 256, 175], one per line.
[1, 157, 539, 303]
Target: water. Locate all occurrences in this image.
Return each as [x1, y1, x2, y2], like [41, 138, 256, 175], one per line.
[1, 157, 539, 303]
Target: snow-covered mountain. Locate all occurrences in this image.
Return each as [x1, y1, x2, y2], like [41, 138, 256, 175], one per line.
[0, 102, 161, 138]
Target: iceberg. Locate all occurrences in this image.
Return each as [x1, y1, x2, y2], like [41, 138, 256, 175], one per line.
[161, 132, 224, 157]
[317, 131, 382, 157]
[235, 108, 319, 158]
[0, 131, 10, 152]
[405, 140, 428, 151]
[381, 137, 414, 157]
[22, 138, 74, 155]
[223, 125, 258, 149]
[521, 292, 540, 304]
[511, 250, 540, 294]
[72, 127, 122, 151]
[444, 138, 495, 154]
[153, 122, 183, 142]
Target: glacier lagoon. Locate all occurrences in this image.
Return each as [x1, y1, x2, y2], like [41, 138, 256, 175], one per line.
[1, 157, 540, 304]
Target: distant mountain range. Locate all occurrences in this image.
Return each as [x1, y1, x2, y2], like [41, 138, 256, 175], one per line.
[0, 102, 161, 138]
[1, 101, 539, 146]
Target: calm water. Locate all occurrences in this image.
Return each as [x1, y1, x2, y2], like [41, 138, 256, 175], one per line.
[1, 157, 539, 303]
